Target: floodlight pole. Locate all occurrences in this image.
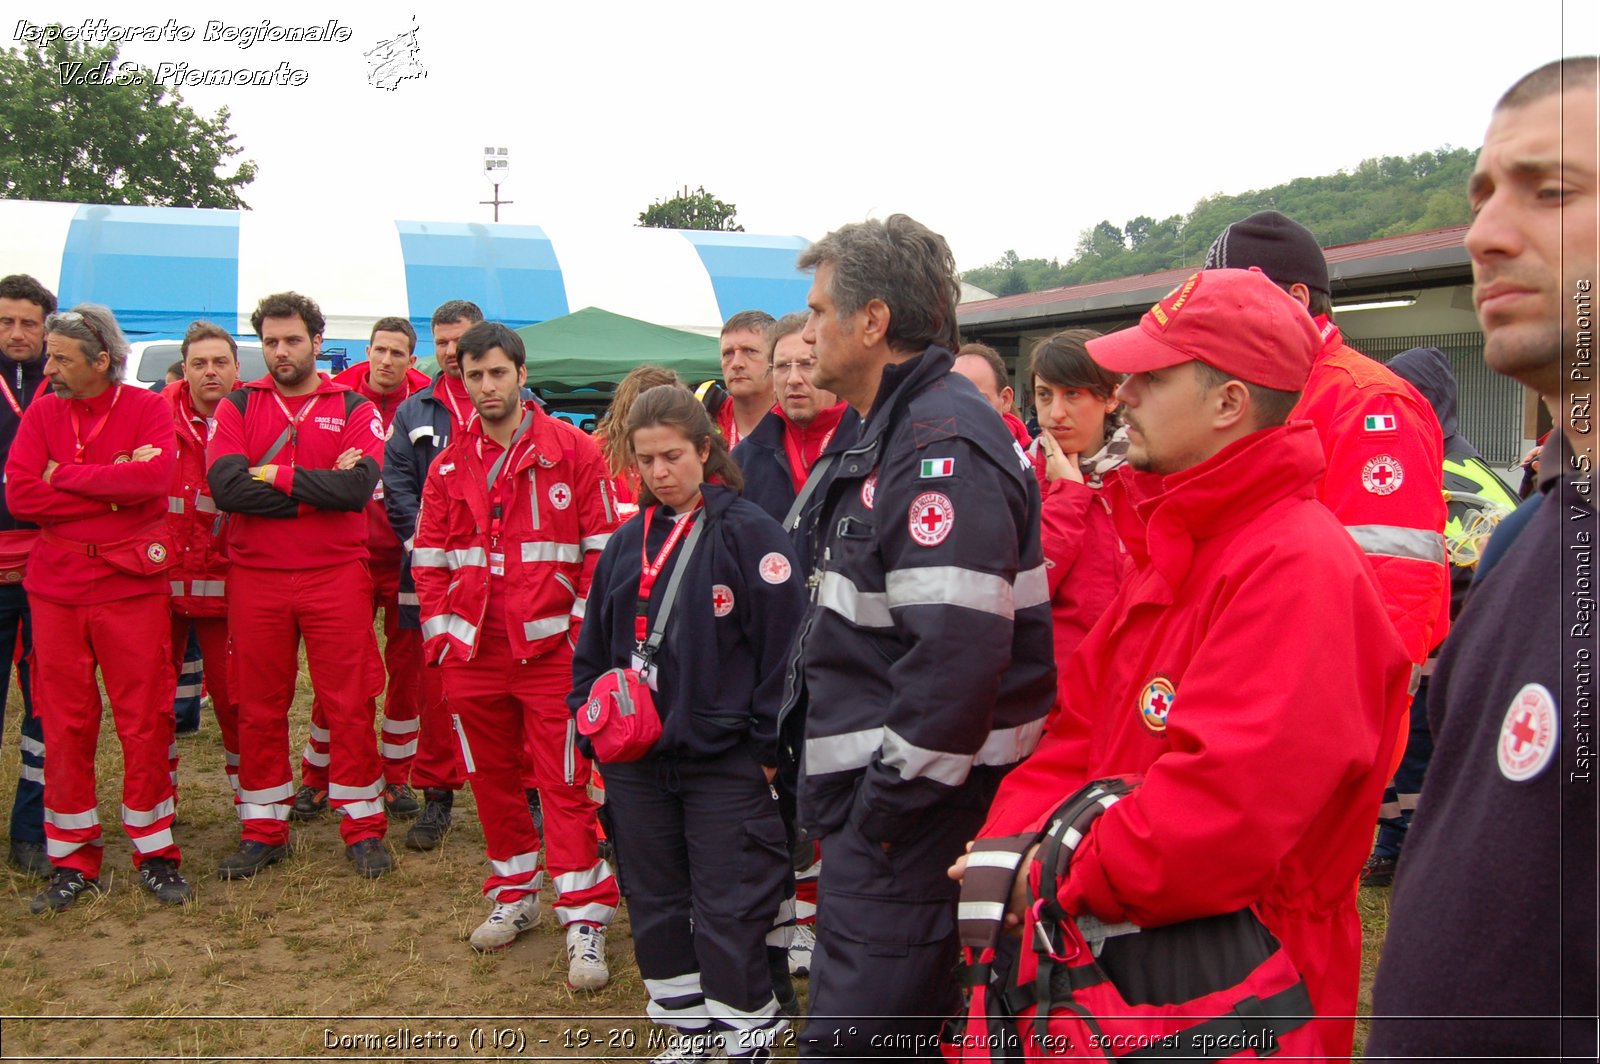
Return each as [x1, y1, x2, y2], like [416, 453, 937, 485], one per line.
[480, 184, 513, 222]
[481, 147, 513, 222]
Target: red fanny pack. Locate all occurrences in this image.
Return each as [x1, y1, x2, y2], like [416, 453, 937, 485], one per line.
[946, 776, 1317, 1061]
[41, 526, 176, 577]
[577, 666, 663, 762]
[578, 503, 705, 764]
[0, 529, 40, 585]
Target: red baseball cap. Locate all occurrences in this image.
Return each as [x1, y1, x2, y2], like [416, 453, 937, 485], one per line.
[1085, 267, 1319, 391]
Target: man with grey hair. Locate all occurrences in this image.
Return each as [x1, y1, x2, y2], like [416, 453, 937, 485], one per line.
[4, 303, 187, 911]
[783, 215, 1055, 1057]
[1367, 56, 1598, 1061]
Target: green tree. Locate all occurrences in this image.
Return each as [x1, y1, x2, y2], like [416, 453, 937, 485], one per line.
[637, 185, 744, 231]
[0, 30, 257, 208]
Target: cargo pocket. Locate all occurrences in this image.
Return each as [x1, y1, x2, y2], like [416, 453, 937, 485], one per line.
[825, 891, 955, 961]
[734, 810, 791, 921]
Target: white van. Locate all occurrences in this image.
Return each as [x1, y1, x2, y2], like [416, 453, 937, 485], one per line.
[126, 339, 268, 391]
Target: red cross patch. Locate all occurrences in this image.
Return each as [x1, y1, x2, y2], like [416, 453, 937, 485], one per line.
[1361, 454, 1404, 496]
[758, 552, 792, 585]
[548, 482, 572, 510]
[908, 491, 954, 547]
[711, 584, 734, 617]
[861, 470, 878, 510]
[1139, 677, 1175, 734]
[370, 416, 384, 440]
[1498, 683, 1557, 781]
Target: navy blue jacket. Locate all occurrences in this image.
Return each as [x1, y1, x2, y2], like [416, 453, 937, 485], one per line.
[782, 347, 1056, 847]
[733, 406, 861, 525]
[569, 482, 805, 765]
[0, 355, 47, 533]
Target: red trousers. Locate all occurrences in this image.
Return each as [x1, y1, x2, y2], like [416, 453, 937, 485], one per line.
[32, 594, 180, 876]
[301, 561, 426, 789]
[442, 638, 616, 925]
[169, 613, 239, 795]
[229, 562, 386, 845]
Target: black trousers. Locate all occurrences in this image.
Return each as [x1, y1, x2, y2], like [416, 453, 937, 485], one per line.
[800, 782, 994, 1062]
[604, 747, 790, 1048]
[0, 585, 44, 844]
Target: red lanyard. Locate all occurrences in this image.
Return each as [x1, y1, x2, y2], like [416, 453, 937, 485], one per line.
[1, 374, 21, 418]
[268, 389, 321, 462]
[69, 385, 121, 463]
[637, 500, 701, 642]
[440, 379, 477, 431]
[476, 434, 528, 543]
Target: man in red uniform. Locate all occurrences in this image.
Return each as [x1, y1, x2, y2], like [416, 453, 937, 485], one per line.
[708, 310, 776, 449]
[5, 302, 189, 911]
[413, 322, 619, 988]
[954, 341, 1032, 448]
[960, 269, 1413, 1059]
[295, 317, 431, 821]
[208, 291, 391, 880]
[163, 321, 241, 798]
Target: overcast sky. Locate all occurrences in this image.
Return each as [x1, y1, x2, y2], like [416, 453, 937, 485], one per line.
[14, 1, 1599, 271]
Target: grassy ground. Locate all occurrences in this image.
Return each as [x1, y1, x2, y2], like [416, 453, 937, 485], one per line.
[0, 648, 1393, 1062]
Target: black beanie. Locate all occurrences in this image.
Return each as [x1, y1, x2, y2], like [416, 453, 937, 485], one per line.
[1203, 211, 1331, 296]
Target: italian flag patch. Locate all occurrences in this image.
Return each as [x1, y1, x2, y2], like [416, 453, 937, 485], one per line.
[920, 457, 954, 478]
[1364, 413, 1396, 432]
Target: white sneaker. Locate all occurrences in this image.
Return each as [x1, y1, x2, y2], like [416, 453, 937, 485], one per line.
[788, 923, 816, 977]
[566, 922, 610, 990]
[469, 893, 541, 951]
[649, 1031, 723, 1064]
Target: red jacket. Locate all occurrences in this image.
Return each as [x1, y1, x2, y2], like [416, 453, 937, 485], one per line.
[5, 382, 178, 604]
[162, 380, 234, 617]
[981, 423, 1410, 1060]
[331, 362, 431, 568]
[414, 401, 620, 663]
[206, 374, 384, 570]
[1027, 444, 1131, 720]
[1296, 320, 1449, 664]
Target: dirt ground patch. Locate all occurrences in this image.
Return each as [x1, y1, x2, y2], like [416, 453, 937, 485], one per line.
[0, 649, 1391, 1061]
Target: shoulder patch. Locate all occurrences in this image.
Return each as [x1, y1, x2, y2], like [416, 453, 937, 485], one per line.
[1498, 683, 1557, 782]
[920, 457, 954, 478]
[1362, 412, 1397, 434]
[758, 552, 792, 584]
[908, 491, 954, 546]
[1361, 454, 1404, 495]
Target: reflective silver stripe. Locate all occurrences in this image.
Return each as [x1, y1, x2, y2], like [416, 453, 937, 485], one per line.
[447, 547, 488, 568]
[192, 580, 225, 597]
[381, 739, 418, 759]
[886, 565, 1016, 619]
[1346, 524, 1448, 564]
[554, 901, 618, 925]
[45, 807, 100, 830]
[580, 533, 611, 552]
[195, 494, 218, 514]
[974, 716, 1046, 766]
[807, 719, 1042, 779]
[223, 749, 240, 768]
[170, 580, 185, 596]
[553, 858, 612, 895]
[487, 875, 544, 901]
[490, 850, 541, 878]
[236, 781, 295, 805]
[301, 747, 330, 768]
[965, 849, 1023, 871]
[166, 740, 179, 759]
[398, 591, 419, 607]
[47, 837, 100, 858]
[21, 735, 44, 757]
[644, 972, 704, 999]
[121, 797, 176, 828]
[523, 614, 571, 641]
[959, 901, 1007, 922]
[882, 726, 974, 787]
[818, 571, 892, 628]
[338, 799, 385, 820]
[21, 765, 43, 783]
[408, 424, 434, 444]
[411, 547, 448, 568]
[167, 496, 185, 514]
[1014, 563, 1050, 610]
[570, 596, 587, 620]
[422, 613, 478, 644]
[804, 727, 884, 775]
[237, 802, 292, 821]
[521, 541, 581, 563]
[329, 777, 384, 801]
[309, 724, 331, 743]
[176, 684, 202, 700]
[131, 827, 175, 853]
[383, 717, 421, 735]
[403, 537, 414, 552]
[705, 994, 782, 1029]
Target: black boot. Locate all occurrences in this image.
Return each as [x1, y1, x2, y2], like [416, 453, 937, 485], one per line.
[405, 788, 453, 851]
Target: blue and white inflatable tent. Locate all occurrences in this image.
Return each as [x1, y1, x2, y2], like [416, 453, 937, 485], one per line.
[1, 200, 814, 358]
